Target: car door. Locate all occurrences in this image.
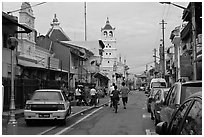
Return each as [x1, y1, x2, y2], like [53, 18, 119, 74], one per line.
[167, 98, 193, 134]
[178, 98, 202, 135]
[160, 84, 179, 123]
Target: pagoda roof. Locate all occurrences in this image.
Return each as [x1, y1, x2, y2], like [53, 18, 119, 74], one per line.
[101, 17, 115, 31]
[46, 14, 71, 41]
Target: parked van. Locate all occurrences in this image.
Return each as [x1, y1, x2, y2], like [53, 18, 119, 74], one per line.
[150, 78, 167, 89]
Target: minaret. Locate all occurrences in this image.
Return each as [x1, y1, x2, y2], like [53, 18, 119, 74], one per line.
[101, 17, 117, 85]
[101, 17, 117, 72]
[18, 2, 36, 59]
[19, 2, 35, 42]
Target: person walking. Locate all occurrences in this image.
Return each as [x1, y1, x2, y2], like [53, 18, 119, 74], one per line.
[90, 85, 97, 106]
[75, 85, 82, 106]
[120, 82, 130, 109]
[109, 83, 115, 107]
[111, 85, 120, 113]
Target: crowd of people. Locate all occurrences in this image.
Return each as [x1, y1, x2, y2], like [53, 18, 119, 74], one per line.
[60, 83, 108, 106]
[60, 81, 130, 111]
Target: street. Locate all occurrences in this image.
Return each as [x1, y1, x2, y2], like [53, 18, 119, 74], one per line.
[62, 91, 155, 135]
[2, 90, 156, 135]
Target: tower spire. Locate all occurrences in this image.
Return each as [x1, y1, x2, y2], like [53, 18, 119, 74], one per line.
[51, 13, 60, 26]
[106, 17, 109, 24]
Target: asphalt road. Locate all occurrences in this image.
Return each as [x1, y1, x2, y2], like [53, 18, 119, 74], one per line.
[2, 90, 156, 135]
[60, 91, 156, 135]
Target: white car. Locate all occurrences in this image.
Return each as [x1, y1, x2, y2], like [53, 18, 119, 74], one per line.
[24, 89, 71, 126]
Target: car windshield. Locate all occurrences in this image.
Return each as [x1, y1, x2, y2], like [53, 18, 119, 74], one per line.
[31, 91, 63, 101]
[151, 82, 166, 88]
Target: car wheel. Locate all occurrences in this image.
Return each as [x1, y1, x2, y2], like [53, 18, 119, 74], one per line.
[60, 119, 66, 126]
[147, 105, 151, 113]
[67, 106, 71, 116]
[154, 111, 159, 125]
[25, 120, 32, 126]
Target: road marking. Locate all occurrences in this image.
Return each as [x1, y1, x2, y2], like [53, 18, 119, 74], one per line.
[38, 107, 92, 135]
[55, 107, 104, 135]
[146, 129, 157, 135]
[142, 113, 151, 118]
[37, 126, 57, 135]
[146, 129, 151, 135]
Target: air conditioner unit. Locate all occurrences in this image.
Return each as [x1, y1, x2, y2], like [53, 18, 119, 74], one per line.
[198, 34, 202, 44]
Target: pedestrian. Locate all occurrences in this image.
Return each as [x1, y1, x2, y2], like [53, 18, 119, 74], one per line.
[90, 85, 97, 106]
[75, 85, 82, 106]
[111, 85, 120, 113]
[109, 83, 115, 107]
[80, 85, 88, 106]
[120, 82, 130, 109]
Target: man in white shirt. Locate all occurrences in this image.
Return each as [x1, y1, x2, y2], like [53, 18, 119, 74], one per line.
[90, 86, 97, 106]
[109, 83, 115, 107]
[75, 85, 82, 105]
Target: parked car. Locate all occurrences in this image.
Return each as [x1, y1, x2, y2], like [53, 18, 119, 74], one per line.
[147, 87, 168, 113]
[159, 81, 202, 124]
[156, 92, 202, 135]
[146, 78, 168, 114]
[24, 89, 71, 126]
[150, 78, 167, 90]
[150, 88, 170, 125]
[139, 86, 145, 91]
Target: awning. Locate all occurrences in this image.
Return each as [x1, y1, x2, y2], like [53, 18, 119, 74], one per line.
[194, 55, 202, 62]
[18, 59, 44, 68]
[2, 12, 32, 33]
[18, 59, 68, 73]
[93, 72, 109, 80]
[181, 22, 191, 40]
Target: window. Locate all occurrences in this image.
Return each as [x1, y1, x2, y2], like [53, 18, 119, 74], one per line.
[109, 31, 113, 37]
[104, 31, 107, 36]
[180, 100, 202, 135]
[31, 91, 63, 101]
[168, 85, 178, 106]
[109, 53, 111, 55]
[168, 100, 192, 134]
[108, 61, 109, 63]
[106, 53, 108, 55]
[109, 46, 111, 48]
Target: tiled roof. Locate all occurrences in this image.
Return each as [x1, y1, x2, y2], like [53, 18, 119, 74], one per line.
[48, 29, 70, 41]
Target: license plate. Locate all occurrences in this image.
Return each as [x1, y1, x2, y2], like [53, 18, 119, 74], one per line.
[39, 113, 50, 118]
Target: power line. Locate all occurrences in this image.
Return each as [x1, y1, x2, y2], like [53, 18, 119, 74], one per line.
[128, 61, 154, 70]
[7, 2, 46, 14]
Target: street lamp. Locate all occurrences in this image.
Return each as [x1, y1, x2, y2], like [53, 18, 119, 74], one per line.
[160, 2, 197, 80]
[7, 36, 18, 134]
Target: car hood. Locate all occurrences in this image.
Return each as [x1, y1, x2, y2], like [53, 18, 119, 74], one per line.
[26, 100, 65, 104]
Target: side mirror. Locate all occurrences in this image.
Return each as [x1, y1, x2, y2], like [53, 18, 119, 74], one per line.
[155, 122, 168, 135]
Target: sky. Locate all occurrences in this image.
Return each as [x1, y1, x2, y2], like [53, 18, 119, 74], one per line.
[1, 0, 189, 74]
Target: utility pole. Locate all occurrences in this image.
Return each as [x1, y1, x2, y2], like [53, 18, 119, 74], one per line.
[159, 20, 167, 78]
[191, 2, 197, 80]
[84, 2, 87, 41]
